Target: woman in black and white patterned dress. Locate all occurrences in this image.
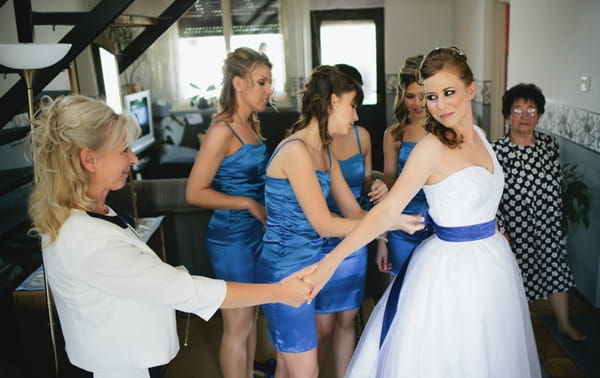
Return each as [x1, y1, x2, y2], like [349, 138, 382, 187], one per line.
[492, 83, 585, 342]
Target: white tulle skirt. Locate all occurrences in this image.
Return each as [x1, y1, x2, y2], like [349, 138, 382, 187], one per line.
[345, 233, 541, 378]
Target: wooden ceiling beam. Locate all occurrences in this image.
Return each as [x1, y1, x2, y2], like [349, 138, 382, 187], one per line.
[0, 0, 135, 129]
[113, 14, 162, 27]
[118, 0, 196, 73]
[30, 12, 162, 27]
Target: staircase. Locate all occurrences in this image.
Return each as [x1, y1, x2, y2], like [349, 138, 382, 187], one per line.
[0, 0, 197, 130]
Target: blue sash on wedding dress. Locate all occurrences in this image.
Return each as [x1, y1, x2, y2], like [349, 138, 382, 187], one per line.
[379, 213, 496, 347]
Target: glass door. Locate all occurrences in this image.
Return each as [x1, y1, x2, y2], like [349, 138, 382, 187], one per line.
[311, 8, 385, 170]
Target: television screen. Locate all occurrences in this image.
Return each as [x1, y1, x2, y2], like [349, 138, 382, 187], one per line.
[123, 90, 155, 155]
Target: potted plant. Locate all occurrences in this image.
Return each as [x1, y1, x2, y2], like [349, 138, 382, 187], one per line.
[561, 163, 590, 235]
[189, 83, 218, 109]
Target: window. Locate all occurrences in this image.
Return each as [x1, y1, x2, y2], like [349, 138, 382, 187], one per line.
[177, 0, 286, 102]
[318, 20, 378, 105]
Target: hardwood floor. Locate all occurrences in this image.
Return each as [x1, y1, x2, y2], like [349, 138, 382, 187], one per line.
[529, 289, 598, 378]
[165, 289, 597, 378]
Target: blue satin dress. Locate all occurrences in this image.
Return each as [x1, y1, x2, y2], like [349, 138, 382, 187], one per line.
[387, 142, 431, 275]
[205, 121, 268, 283]
[315, 126, 368, 314]
[255, 138, 331, 353]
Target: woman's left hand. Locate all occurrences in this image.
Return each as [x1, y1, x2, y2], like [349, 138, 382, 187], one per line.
[368, 179, 388, 204]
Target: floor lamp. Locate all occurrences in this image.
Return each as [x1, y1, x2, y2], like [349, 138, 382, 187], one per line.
[0, 42, 72, 378]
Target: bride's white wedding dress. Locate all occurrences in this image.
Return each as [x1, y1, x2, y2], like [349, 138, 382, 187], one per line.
[346, 126, 541, 378]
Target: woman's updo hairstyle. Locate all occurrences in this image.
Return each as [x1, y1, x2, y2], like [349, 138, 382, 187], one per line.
[390, 55, 424, 141]
[28, 95, 140, 243]
[218, 47, 272, 137]
[293, 65, 363, 148]
[419, 47, 473, 148]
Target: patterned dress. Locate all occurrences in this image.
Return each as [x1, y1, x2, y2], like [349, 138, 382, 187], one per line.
[491, 131, 575, 301]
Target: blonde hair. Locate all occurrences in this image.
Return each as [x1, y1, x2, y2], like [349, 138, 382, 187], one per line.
[28, 95, 140, 243]
[217, 47, 273, 138]
[390, 55, 424, 141]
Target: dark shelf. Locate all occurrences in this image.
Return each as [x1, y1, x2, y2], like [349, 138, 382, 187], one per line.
[0, 182, 31, 236]
[0, 126, 29, 146]
[0, 167, 33, 197]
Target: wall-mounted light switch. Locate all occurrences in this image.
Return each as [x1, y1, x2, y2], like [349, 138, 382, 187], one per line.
[580, 76, 591, 92]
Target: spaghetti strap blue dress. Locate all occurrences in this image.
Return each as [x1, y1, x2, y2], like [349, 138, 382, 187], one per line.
[205, 120, 268, 283]
[315, 126, 369, 314]
[255, 138, 331, 353]
[387, 142, 431, 274]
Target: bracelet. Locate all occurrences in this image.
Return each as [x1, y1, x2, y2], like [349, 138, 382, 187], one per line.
[376, 235, 388, 243]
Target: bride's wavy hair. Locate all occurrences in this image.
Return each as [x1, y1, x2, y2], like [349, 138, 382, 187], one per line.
[419, 47, 474, 148]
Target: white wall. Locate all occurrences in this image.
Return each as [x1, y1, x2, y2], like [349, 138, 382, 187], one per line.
[453, 0, 508, 137]
[454, 0, 485, 75]
[383, 0, 454, 126]
[508, 0, 600, 113]
[384, 0, 453, 77]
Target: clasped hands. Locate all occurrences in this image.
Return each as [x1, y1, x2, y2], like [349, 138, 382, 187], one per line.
[278, 262, 332, 307]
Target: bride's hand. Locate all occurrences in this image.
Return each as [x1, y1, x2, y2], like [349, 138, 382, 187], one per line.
[391, 213, 425, 234]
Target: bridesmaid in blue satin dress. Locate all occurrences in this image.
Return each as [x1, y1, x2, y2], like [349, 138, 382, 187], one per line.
[254, 65, 369, 378]
[256, 66, 420, 378]
[377, 55, 432, 276]
[185, 47, 273, 378]
[314, 64, 388, 378]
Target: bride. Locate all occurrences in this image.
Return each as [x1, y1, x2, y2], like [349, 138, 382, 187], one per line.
[305, 47, 541, 378]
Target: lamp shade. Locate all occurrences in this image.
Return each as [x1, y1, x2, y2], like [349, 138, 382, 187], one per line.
[0, 43, 71, 69]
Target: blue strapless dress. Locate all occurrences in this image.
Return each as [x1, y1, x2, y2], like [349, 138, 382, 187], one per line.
[255, 139, 331, 353]
[316, 126, 368, 314]
[205, 124, 268, 283]
[387, 142, 431, 275]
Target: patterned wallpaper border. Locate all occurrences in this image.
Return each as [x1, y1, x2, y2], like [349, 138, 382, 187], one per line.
[474, 79, 492, 105]
[385, 74, 398, 95]
[538, 100, 600, 154]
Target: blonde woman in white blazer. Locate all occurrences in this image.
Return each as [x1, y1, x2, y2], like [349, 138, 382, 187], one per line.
[28, 95, 315, 378]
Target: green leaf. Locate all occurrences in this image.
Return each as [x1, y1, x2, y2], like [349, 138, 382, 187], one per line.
[561, 163, 591, 234]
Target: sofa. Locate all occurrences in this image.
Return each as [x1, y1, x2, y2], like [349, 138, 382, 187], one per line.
[144, 106, 300, 180]
[106, 178, 215, 277]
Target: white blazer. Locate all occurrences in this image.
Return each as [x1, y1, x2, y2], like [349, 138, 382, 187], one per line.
[43, 208, 226, 377]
